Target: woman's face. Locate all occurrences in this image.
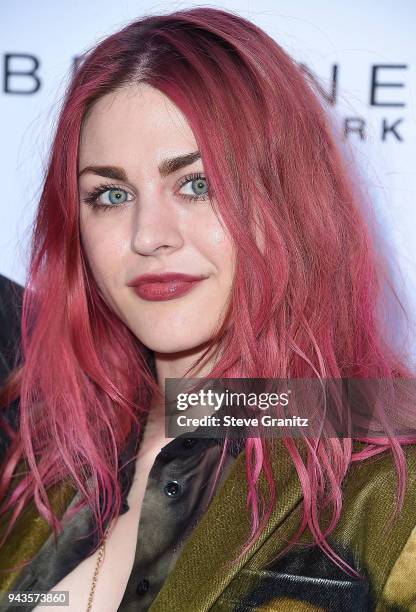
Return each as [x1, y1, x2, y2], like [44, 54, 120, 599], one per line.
[78, 83, 235, 354]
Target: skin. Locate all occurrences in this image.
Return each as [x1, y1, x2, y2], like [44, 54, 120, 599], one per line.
[78, 82, 236, 388]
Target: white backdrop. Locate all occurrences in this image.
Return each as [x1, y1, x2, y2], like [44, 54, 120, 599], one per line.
[1, 1, 415, 354]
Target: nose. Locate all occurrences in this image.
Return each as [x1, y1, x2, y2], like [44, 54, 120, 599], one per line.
[131, 192, 184, 256]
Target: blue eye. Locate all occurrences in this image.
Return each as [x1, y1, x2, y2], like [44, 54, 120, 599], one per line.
[104, 188, 129, 205]
[178, 173, 210, 201]
[82, 184, 133, 211]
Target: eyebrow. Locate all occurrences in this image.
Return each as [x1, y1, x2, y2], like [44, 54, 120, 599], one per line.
[78, 150, 201, 181]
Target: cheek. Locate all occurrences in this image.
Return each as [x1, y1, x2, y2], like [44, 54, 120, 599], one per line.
[211, 227, 226, 245]
[203, 221, 236, 279]
[80, 219, 120, 289]
[200, 206, 229, 246]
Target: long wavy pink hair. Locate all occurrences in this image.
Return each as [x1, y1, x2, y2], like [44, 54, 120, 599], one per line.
[1, 6, 415, 578]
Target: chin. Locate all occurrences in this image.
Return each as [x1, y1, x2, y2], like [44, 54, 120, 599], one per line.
[137, 331, 211, 356]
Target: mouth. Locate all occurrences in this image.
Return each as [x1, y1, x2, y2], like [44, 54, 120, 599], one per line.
[129, 273, 208, 302]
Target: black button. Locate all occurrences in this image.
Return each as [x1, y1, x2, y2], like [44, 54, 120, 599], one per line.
[182, 437, 198, 449]
[136, 578, 150, 596]
[163, 480, 181, 497]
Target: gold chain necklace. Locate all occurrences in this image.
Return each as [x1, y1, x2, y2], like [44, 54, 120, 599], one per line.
[86, 416, 147, 610]
[86, 531, 108, 612]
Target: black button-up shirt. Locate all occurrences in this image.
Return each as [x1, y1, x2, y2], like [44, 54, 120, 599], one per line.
[117, 428, 243, 611]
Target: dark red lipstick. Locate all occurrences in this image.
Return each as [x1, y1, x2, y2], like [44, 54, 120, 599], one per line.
[128, 272, 208, 302]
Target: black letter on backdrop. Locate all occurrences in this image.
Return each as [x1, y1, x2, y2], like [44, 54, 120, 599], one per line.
[382, 118, 403, 141]
[4, 53, 41, 94]
[370, 65, 407, 107]
[344, 118, 366, 140]
[298, 63, 339, 106]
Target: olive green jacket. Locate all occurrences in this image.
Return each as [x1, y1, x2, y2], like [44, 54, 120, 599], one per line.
[0, 436, 416, 611]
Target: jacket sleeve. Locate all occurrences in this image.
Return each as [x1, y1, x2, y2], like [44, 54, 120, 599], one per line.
[0, 397, 20, 467]
[0, 274, 23, 467]
[0, 274, 24, 388]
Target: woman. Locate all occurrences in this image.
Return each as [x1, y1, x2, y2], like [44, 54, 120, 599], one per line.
[1, 6, 416, 612]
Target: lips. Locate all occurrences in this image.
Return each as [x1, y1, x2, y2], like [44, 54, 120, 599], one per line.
[128, 272, 208, 302]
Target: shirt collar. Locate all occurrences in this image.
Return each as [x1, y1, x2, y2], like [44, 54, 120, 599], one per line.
[116, 420, 245, 511]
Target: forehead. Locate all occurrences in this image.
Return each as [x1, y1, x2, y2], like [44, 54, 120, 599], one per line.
[79, 83, 197, 165]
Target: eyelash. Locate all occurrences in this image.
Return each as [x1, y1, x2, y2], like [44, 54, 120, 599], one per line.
[81, 172, 210, 211]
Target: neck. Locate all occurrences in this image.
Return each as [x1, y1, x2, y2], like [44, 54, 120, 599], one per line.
[144, 342, 217, 438]
[154, 341, 216, 382]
